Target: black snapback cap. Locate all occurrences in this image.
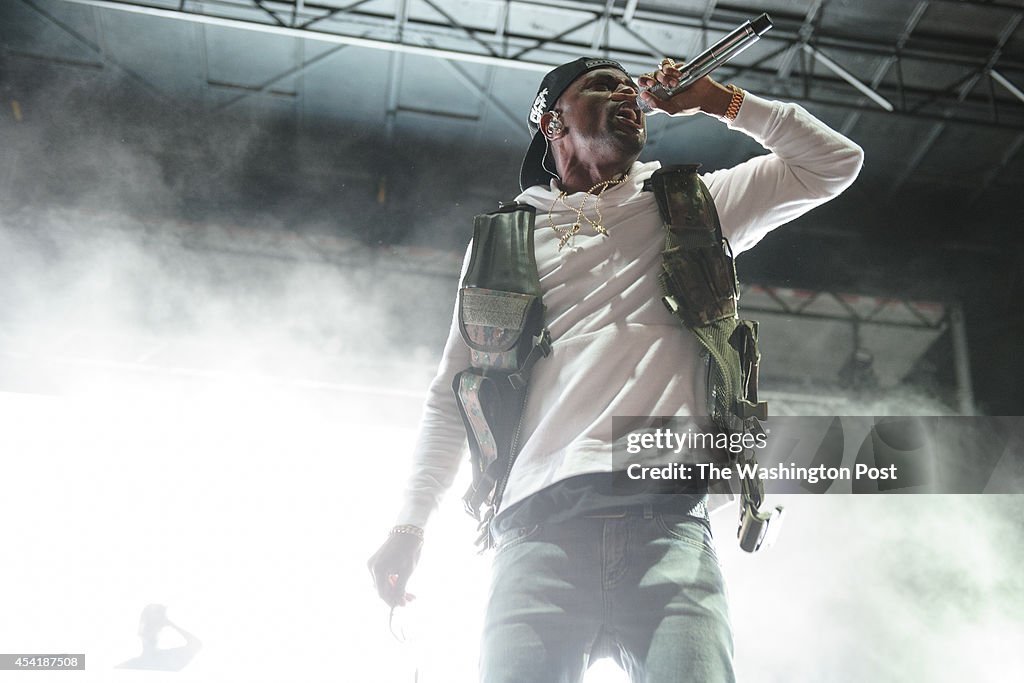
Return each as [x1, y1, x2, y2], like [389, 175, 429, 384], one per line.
[519, 57, 630, 192]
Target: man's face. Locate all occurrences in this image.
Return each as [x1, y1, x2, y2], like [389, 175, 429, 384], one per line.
[553, 67, 646, 161]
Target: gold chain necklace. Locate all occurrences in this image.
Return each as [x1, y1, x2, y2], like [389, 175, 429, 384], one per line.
[547, 174, 629, 251]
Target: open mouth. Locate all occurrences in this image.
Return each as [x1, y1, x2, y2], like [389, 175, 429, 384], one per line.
[614, 104, 643, 129]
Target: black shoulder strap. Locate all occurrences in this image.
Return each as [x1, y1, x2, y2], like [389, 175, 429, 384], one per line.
[648, 164, 780, 553]
[649, 165, 739, 329]
[644, 164, 724, 249]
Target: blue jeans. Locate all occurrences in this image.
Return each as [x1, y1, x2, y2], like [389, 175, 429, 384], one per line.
[481, 509, 734, 683]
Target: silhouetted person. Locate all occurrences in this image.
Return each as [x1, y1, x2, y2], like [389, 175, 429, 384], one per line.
[116, 603, 201, 671]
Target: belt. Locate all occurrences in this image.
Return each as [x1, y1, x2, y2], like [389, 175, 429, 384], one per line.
[583, 500, 708, 520]
[492, 501, 711, 548]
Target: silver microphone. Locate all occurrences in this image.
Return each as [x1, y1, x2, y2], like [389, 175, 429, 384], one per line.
[637, 13, 773, 113]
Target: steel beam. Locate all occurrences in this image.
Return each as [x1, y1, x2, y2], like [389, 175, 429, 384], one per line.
[55, 0, 556, 72]
[803, 44, 894, 111]
[421, 0, 500, 57]
[890, 121, 945, 195]
[438, 54, 527, 139]
[251, 0, 287, 28]
[383, 0, 408, 143]
[991, 69, 1024, 104]
[510, 16, 599, 60]
[893, 11, 1023, 192]
[934, 0, 1024, 11]
[299, 0, 374, 30]
[19, 0, 172, 103]
[741, 287, 948, 331]
[608, 16, 666, 63]
[841, 1, 929, 135]
[968, 131, 1024, 206]
[773, 0, 820, 98]
[214, 43, 347, 110]
[921, 13, 1023, 120]
[62, 0, 1024, 71]
[685, 0, 718, 59]
[949, 304, 976, 415]
[591, 0, 617, 52]
[622, 0, 638, 25]
[494, 0, 508, 42]
[46, 0, 1024, 130]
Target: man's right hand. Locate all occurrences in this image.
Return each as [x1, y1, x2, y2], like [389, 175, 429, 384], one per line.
[367, 531, 423, 607]
[638, 58, 733, 118]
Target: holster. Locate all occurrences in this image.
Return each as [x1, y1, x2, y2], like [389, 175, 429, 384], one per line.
[649, 164, 767, 434]
[649, 165, 778, 552]
[452, 203, 551, 534]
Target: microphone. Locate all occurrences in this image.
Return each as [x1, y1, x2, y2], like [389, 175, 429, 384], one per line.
[637, 13, 773, 113]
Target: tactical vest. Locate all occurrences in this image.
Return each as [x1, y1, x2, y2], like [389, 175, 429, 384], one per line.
[452, 202, 551, 540]
[452, 165, 779, 551]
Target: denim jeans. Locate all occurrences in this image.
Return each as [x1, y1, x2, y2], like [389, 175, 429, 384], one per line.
[480, 509, 734, 683]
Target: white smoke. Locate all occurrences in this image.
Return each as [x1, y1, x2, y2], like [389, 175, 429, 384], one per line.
[1, 45, 1019, 683]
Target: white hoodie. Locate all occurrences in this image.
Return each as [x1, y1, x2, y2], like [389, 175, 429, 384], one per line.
[396, 92, 864, 528]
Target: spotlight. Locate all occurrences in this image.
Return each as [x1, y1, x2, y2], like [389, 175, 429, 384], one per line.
[838, 347, 877, 390]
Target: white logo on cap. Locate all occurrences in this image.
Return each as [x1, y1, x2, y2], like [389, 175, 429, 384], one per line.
[529, 88, 548, 125]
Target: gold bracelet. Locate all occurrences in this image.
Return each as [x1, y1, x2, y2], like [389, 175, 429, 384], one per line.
[389, 524, 424, 541]
[723, 84, 745, 121]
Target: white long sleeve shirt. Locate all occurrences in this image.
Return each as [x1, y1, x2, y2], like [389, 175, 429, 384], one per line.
[395, 92, 864, 529]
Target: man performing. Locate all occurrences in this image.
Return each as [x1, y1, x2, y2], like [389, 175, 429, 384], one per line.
[369, 55, 863, 682]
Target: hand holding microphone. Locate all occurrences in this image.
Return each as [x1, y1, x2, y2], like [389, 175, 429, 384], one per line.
[638, 58, 723, 117]
[637, 13, 772, 116]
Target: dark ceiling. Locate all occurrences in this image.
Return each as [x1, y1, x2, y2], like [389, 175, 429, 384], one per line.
[1, 0, 1023, 412]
